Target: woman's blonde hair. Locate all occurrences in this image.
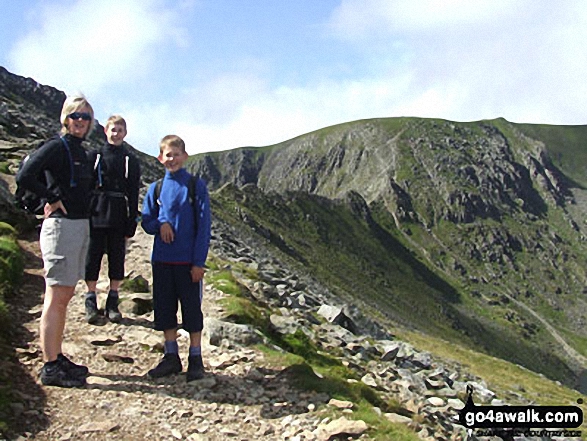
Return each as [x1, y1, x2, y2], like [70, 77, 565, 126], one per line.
[59, 94, 95, 137]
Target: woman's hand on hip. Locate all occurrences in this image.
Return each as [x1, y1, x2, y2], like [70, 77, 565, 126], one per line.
[44, 200, 67, 218]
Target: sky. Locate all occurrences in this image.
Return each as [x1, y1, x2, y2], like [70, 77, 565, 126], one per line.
[1, 0, 586, 156]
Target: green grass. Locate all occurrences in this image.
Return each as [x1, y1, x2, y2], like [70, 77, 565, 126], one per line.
[512, 123, 587, 188]
[402, 329, 587, 434]
[0, 222, 23, 435]
[208, 257, 421, 440]
[119, 275, 150, 293]
[0, 232, 24, 324]
[207, 269, 244, 296]
[259, 347, 420, 440]
[203, 115, 587, 403]
[211, 179, 587, 387]
[0, 223, 17, 237]
[219, 296, 269, 330]
[213, 185, 465, 337]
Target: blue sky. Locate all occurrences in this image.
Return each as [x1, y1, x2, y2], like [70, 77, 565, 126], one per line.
[1, 0, 586, 156]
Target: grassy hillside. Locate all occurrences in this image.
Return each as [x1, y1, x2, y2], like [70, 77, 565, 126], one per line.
[190, 117, 587, 390]
[211, 183, 577, 387]
[0, 221, 24, 433]
[513, 122, 587, 188]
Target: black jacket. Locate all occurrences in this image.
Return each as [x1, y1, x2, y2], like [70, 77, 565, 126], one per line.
[89, 143, 141, 237]
[16, 134, 92, 219]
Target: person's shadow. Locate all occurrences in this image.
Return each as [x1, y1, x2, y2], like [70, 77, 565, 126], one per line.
[86, 363, 328, 420]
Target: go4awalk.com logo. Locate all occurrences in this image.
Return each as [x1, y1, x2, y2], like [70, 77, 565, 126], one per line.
[457, 385, 583, 438]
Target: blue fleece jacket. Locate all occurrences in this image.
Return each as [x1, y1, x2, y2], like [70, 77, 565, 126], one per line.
[141, 168, 211, 267]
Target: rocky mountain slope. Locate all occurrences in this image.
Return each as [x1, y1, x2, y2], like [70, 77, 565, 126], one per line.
[187, 117, 587, 390]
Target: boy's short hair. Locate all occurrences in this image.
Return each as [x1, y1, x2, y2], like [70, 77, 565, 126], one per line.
[106, 115, 127, 130]
[60, 94, 95, 137]
[160, 135, 186, 154]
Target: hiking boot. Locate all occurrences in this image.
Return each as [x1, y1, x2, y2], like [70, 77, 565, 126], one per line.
[105, 294, 122, 323]
[85, 294, 100, 324]
[58, 353, 89, 378]
[57, 353, 89, 378]
[148, 354, 182, 378]
[186, 355, 205, 382]
[40, 361, 86, 388]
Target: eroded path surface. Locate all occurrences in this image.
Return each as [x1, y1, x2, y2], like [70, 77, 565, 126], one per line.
[6, 228, 325, 441]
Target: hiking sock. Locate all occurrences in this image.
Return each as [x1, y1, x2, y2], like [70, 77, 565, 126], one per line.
[189, 346, 202, 357]
[85, 291, 97, 301]
[164, 340, 179, 355]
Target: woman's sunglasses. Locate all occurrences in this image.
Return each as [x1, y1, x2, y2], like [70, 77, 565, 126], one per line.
[68, 112, 92, 121]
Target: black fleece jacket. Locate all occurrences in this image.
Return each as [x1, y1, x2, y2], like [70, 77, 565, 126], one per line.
[16, 134, 92, 219]
[89, 143, 141, 237]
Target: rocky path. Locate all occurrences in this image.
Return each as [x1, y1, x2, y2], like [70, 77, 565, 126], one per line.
[7, 221, 569, 441]
[7, 228, 330, 441]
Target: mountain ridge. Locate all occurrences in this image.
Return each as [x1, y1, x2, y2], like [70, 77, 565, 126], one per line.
[188, 115, 587, 389]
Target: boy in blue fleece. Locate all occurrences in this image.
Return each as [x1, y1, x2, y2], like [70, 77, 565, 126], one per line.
[141, 135, 211, 382]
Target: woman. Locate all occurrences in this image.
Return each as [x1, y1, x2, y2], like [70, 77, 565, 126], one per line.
[16, 94, 94, 387]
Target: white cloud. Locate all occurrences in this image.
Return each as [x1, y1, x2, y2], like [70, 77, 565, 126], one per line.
[8, 0, 586, 157]
[126, 73, 420, 155]
[161, 0, 586, 156]
[325, 0, 587, 126]
[328, 0, 527, 38]
[9, 0, 182, 97]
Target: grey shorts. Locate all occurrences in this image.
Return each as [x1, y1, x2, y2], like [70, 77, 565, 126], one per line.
[40, 218, 90, 286]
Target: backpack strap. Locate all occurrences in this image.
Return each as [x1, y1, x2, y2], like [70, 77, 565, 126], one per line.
[155, 178, 163, 206]
[154, 175, 197, 207]
[188, 175, 196, 206]
[94, 153, 103, 187]
[60, 136, 76, 188]
[93, 150, 130, 189]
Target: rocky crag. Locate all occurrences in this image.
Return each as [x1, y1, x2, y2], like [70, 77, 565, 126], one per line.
[188, 117, 587, 389]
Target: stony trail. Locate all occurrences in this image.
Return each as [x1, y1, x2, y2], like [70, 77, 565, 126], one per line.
[3, 222, 540, 441]
[6, 227, 328, 441]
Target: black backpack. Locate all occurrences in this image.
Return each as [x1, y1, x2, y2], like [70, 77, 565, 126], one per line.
[14, 137, 71, 215]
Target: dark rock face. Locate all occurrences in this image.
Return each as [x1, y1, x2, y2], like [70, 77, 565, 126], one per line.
[200, 148, 264, 189]
[0, 66, 65, 144]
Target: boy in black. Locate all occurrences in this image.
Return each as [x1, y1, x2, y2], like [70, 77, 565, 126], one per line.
[84, 115, 141, 323]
